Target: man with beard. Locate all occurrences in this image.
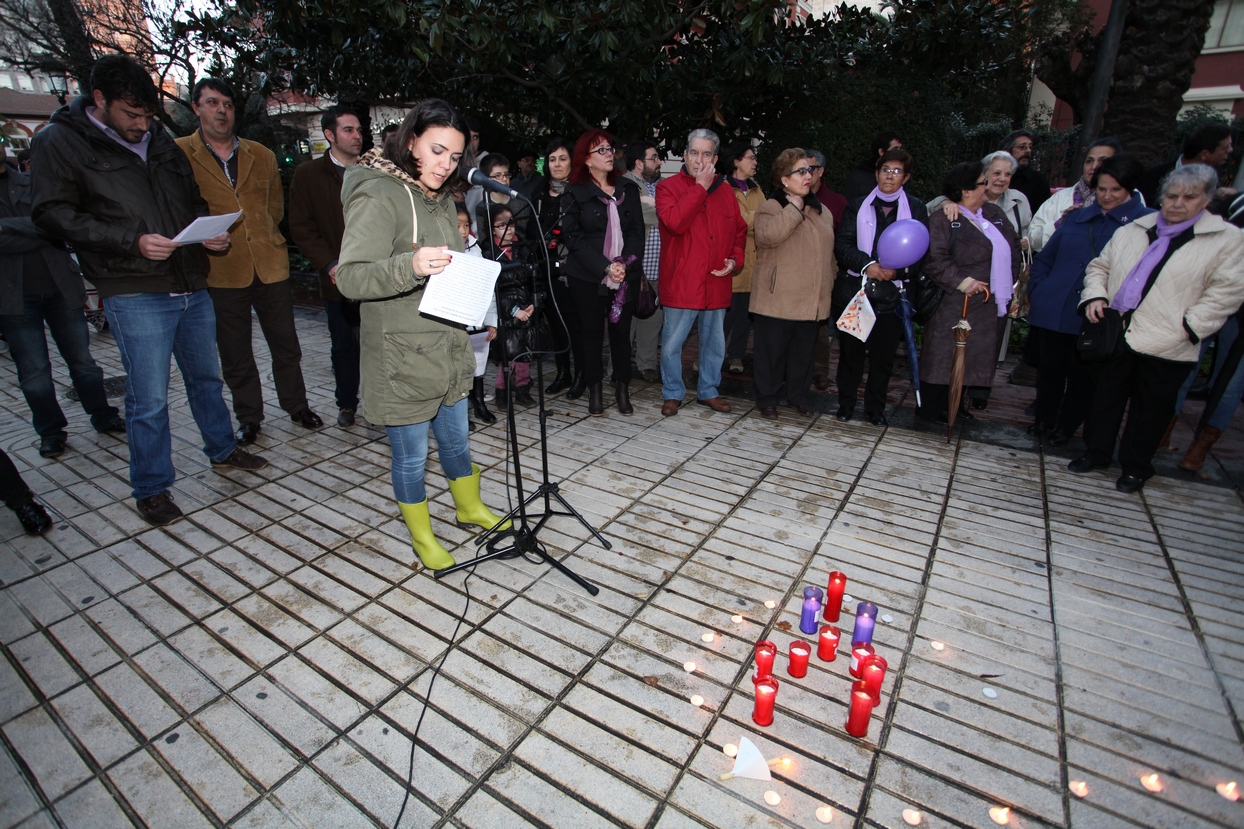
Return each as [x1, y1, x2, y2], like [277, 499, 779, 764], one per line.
[177, 78, 323, 446]
[288, 104, 364, 428]
[1001, 129, 1052, 212]
[623, 141, 664, 382]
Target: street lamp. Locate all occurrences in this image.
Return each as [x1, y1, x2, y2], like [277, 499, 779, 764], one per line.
[46, 68, 69, 105]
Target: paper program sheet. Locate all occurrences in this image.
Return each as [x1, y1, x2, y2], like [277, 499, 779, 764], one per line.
[172, 211, 243, 244]
[418, 255, 502, 328]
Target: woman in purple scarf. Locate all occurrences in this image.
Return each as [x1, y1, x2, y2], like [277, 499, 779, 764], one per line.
[1071, 164, 1244, 493]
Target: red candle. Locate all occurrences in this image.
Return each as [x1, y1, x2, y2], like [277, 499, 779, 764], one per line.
[787, 640, 811, 678]
[862, 655, 888, 705]
[754, 640, 777, 679]
[752, 675, 779, 726]
[849, 642, 875, 678]
[845, 680, 874, 737]
[824, 571, 847, 622]
[818, 625, 840, 661]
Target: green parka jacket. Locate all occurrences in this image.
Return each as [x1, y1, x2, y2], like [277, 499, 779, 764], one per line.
[336, 151, 472, 426]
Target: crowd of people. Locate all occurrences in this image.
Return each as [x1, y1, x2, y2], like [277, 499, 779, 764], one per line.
[3, 53, 1243, 559]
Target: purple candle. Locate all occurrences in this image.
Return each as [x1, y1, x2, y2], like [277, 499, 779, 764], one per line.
[800, 586, 823, 635]
[852, 601, 878, 646]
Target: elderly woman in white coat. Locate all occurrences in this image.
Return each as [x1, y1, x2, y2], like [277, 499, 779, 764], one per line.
[1069, 164, 1244, 493]
[931, 151, 1032, 247]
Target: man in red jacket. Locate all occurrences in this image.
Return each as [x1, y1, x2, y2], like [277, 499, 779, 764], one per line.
[656, 129, 747, 416]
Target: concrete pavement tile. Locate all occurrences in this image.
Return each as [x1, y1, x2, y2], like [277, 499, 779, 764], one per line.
[435, 647, 553, 725]
[130, 643, 219, 715]
[0, 657, 37, 725]
[179, 558, 251, 603]
[666, 770, 803, 829]
[109, 747, 218, 828]
[235, 673, 337, 757]
[9, 632, 81, 699]
[286, 565, 367, 614]
[561, 684, 697, 765]
[459, 630, 575, 697]
[898, 679, 1060, 759]
[48, 777, 134, 829]
[260, 578, 345, 630]
[297, 636, 395, 706]
[581, 660, 714, 737]
[205, 609, 287, 668]
[269, 766, 379, 829]
[1063, 685, 1243, 762]
[94, 661, 179, 738]
[233, 534, 302, 575]
[168, 625, 254, 691]
[71, 548, 141, 595]
[83, 598, 157, 656]
[3, 707, 92, 801]
[6, 575, 75, 630]
[453, 789, 541, 829]
[193, 698, 298, 788]
[155, 722, 258, 822]
[0, 745, 41, 828]
[117, 584, 193, 637]
[206, 546, 279, 589]
[515, 729, 661, 825]
[900, 651, 1059, 717]
[484, 759, 620, 829]
[891, 702, 1060, 784]
[314, 736, 446, 826]
[540, 706, 680, 795]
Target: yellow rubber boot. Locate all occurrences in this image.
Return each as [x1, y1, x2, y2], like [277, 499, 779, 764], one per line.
[447, 464, 512, 532]
[397, 500, 456, 570]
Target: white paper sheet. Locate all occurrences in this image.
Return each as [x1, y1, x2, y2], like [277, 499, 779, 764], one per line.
[418, 254, 502, 328]
[172, 211, 243, 244]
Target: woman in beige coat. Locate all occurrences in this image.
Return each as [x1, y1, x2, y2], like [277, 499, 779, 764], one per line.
[1070, 164, 1244, 493]
[750, 148, 836, 418]
[722, 140, 765, 373]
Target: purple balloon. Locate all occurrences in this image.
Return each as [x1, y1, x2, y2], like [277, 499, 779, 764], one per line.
[877, 219, 930, 270]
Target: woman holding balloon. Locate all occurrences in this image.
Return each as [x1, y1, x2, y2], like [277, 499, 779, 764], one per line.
[832, 148, 929, 425]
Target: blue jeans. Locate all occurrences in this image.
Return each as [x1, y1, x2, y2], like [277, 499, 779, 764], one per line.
[661, 306, 725, 401]
[105, 291, 237, 499]
[385, 399, 472, 504]
[0, 292, 118, 439]
[1175, 316, 1244, 431]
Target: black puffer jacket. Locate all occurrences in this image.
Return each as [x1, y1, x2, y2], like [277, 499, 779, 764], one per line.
[30, 96, 209, 297]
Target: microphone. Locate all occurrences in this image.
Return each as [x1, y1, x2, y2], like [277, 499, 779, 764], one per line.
[466, 167, 523, 200]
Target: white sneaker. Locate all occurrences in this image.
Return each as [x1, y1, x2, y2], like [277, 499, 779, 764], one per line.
[728, 358, 744, 373]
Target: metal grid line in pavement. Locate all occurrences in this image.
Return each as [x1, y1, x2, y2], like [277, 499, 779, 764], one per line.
[0, 313, 1242, 828]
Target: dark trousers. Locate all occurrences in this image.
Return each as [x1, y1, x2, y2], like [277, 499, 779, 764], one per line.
[836, 311, 902, 415]
[1082, 347, 1194, 479]
[568, 277, 633, 384]
[0, 292, 118, 439]
[1032, 326, 1092, 433]
[724, 292, 752, 360]
[752, 315, 819, 408]
[548, 272, 581, 375]
[0, 449, 33, 508]
[209, 277, 308, 424]
[324, 299, 360, 411]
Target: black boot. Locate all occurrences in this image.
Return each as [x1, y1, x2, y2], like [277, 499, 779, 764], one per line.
[495, 385, 509, 411]
[566, 373, 586, 400]
[515, 384, 535, 406]
[546, 354, 572, 395]
[615, 382, 633, 415]
[588, 381, 604, 415]
[471, 377, 496, 423]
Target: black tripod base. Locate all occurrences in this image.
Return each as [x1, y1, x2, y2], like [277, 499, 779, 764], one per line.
[432, 523, 600, 595]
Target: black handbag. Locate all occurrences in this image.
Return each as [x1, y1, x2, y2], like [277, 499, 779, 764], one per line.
[634, 277, 658, 320]
[1076, 308, 1125, 361]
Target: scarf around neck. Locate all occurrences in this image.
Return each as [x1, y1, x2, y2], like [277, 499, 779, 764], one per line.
[958, 204, 1013, 316]
[1112, 211, 1202, 312]
[596, 185, 626, 260]
[855, 187, 911, 264]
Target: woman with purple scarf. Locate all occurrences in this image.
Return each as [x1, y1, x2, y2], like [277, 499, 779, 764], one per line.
[917, 160, 1022, 425]
[562, 129, 646, 416]
[1071, 164, 1244, 493]
[833, 148, 929, 426]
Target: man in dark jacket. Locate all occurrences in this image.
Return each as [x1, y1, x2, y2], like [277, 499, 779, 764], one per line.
[30, 54, 266, 527]
[1001, 129, 1051, 213]
[288, 104, 362, 428]
[0, 152, 123, 458]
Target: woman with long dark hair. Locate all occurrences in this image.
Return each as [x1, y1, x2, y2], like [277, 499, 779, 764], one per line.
[529, 138, 581, 396]
[561, 130, 646, 415]
[336, 99, 508, 571]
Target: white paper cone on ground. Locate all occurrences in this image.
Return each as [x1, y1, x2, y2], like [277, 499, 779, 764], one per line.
[720, 736, 772, 781]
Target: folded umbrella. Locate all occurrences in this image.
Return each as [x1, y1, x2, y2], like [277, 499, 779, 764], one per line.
[947, 288, 991, 444]
[896, 282, 922, 409]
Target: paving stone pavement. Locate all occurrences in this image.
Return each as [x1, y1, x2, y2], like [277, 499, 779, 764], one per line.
[0, 311, 1242, 828]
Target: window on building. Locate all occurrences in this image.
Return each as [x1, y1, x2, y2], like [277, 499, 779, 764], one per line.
[1206, 0, 1244, 49]
[17, 75, 33, 91]
[0, 75, 12, 89]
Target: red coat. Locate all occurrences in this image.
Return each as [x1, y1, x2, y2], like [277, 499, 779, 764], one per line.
[656, 170, 747, 310]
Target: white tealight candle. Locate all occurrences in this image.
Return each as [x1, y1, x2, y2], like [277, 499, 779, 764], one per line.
[1069, 780, 1088, 797]
[731, 614, 744, 624]
[815, 805, 833, 823]
[842, 595, 854, 604]
[701, 632, 715, 643]
[683, 661, 697, 673]
[989, 806, 1010, 824]
[689, 694, 704, 707]
[764, 790, 781, 806]
[982, 687, 998, 699]
[764, 600, 777, 609]
[723, 743, 738, 757]
[1217, 781, 1239, 801]
[901, 808, 922, 826]
[930, 641, 945, 651]
[881, 614, 893, 623]
[1141, 773, 1163, 792]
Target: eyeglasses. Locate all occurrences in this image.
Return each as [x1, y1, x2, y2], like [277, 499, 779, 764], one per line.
[490, 171, 511, 180]
[492, 222, 512, 230]
[590, 146, 615, 156]
[789, 167, 814, 177]
[975, 180, 988, 187]
[809, 165, 824, 172]
[879, 167, 906, 177]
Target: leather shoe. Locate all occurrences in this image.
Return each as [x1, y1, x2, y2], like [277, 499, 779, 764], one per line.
[1068, 456, 1109, 474]
[916, 408, 948, 425]
[812, 374, 831, 392]
[697, 396, 732, 413]
[956, 407, 975, 421]
[759, 406, 779, 420]
[794, 403, 814, 416]
[136, 492, 183, 526]
[38, 436, 66, 458]
[291, 409, 323, 429]
[96, 416, 126, 434]
[661, 399, 680, 417]
[566, 375, 586, 400]
[13, 500, 51, 535]
[1116, 474, 1147, 493]
[835, 405, 853, 422]
[1026, 421, 1051, 437]
[337, 408, 355, 427]
[235, 422, 260, 445]
[212, 448, 270, 471]
[641, 369, 659, 383]
[866, 412, 888, 426]
[1047, 428, 1071, 447]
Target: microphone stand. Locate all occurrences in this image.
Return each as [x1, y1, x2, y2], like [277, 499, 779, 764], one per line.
[434, 190, 607, 595]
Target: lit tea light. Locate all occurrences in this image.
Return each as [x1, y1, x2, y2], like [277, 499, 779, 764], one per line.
[930, 641, 945, 651]
[1069, 780, 1088, 798]
[731, 614, 744, 624]
[768, 756, 792, 769]
[683, 661, 697, 673]
[1217, 781, 1239, 801]
[764, 790, 781, 806]
[764, 600, 777, 609]
[689, 694, 704, 707]
[1141, 773, 1163, 792]
[989, 806, 1010, 824]
[982, 687, 998, 699]
[815, 804, 834, 823]
[723, 743, 738, 757]
[701, 632, 715, 643]
[901, 808, 922, 825]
